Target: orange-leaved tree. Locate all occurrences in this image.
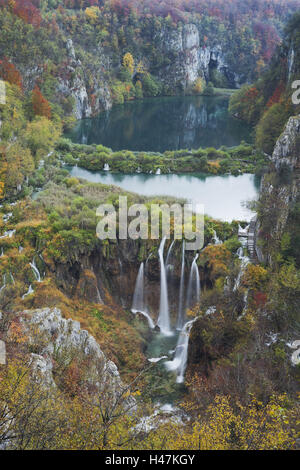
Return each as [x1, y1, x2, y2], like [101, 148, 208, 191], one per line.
[32, 85, 52, 119]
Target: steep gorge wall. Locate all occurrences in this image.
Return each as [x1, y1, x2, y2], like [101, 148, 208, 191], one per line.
[52, 23, 241, 120]
[256, 114, 300, 264]
[156, 23, 242, 93]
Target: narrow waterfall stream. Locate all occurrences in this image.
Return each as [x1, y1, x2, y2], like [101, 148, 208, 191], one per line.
[157, 237, 172, 336]
[177, 241, 185, 330]
[165, 240, 175, 276]
[131, 262, 155, 329]
[186, 254, 201, 311]
[165, 317, 198, 383]
[234, 248, 250, 291]
[30, 258, 42, 283]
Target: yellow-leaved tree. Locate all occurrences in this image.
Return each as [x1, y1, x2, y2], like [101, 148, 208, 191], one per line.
[123, 53, 135, 75]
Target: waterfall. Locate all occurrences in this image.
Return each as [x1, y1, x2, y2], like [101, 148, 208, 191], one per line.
[238, 291, 249, 321]
[9, 273, 15, 285]
[3, 212, 12, 223]
[155, 168, 161, 175]
[103, 163, 110, 171]
[22, 285, 34, 299]
[165, 317, 197, 384]
[30, 258, 41, 282]
[234, 248, 250, 292]
[0, 230, 15, 239]
[177, 241, 185, 330]
[132, 263, 145, 314]
[96, 287, 104, 305]
[131, 262, 155, 329]
[186, 254, 201, 312]
[157, 238, 172, 336]
[165, 240, 175, 274]
[212, 230, 222, 245]
[0, 274, 6, 295]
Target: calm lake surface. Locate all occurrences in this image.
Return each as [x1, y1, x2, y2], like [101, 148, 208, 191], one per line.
[68, 166, 261, 221]
[66, 95, 252, 152]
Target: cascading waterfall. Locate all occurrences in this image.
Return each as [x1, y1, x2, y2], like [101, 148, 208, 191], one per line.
[103, 163, 110, 171]
[177, 241, 185, 330]
[165, 317, 198, 384]
[131, 262, 155, 329]
[186, 254, 201, 312]
[212, 230, 222, 245]
[30, 258, 41, 282]
[165, 240, 175, 278]
[0, 230, 16, 239]
[22, 285, 34, 299]
[0, 274, 6, 295]
[157, 238, 172, 336]
[234, 248, 250, 291]
[238, 291, 249, 321]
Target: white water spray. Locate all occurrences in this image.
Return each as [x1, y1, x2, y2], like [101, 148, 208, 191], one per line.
[177, 241, 185, 330]
[30, 258, 41, 282]
[131, 262, 155, 329]
[186, 254, 201, 312]
[157, 238, 172, 336]
[22, 285, 34, 299]
[212, 230, 222, 245]
[234, 248, 250, 291]
[165, 317, 198, 383]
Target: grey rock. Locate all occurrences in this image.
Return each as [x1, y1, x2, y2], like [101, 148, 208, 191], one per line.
[0, 340, 6, 365]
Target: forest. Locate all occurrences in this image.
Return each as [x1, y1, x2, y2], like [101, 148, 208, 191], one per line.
[0, 0, 299, 453]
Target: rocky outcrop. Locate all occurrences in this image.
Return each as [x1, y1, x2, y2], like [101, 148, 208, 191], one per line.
[157, 24, 242, 91]
[0, 339, 6, 365]
[271, 115, 300, 170]
[257, 114, 300, 264]
[57, 39, 112, 119]
[20, 307, 135, 410]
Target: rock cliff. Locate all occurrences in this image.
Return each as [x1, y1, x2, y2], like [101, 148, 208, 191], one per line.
[257, 114, 300, 264]
[19, 307, 136, 410]
[157, 23, 241, 92]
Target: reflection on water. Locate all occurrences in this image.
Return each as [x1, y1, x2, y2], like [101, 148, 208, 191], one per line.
[66, 96, 252, 152]
[68, 166, 261, 222]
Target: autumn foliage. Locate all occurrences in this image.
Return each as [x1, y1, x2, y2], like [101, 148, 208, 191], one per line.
[0, 57, 22, 89]
[0, 0, 42, 27]
[32, 85, 51, 119]
[266, 81, 285, 108]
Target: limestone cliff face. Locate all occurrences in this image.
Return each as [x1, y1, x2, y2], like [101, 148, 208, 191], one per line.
[57, 39, 112, 120]
[257, 115, 300, 264]
[271, 115, 300, 171]
[157, 23, 242, 91]
[20, 307, 135, 410]
[21, 28, 242, 120]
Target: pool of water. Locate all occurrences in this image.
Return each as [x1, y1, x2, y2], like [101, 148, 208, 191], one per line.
[66, 95, 252, 152]
[67, 166, 260, 221]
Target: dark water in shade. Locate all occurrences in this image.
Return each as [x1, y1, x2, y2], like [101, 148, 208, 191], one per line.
[66, 95, 252, 152]
[68, 166, 261, 222]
